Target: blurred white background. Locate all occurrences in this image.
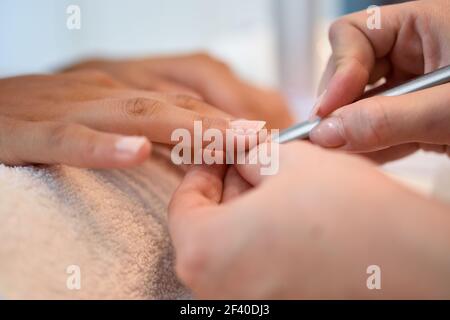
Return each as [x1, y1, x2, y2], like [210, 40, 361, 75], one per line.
[0, 0, 337, 115]
[0, 0, 448, 200]
[0, 0, 279, 83]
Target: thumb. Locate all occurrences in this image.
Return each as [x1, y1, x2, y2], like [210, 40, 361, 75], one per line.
[312, 20, 377, 119]
[312, 4, 406, 118]
[310, 84, 450, 152]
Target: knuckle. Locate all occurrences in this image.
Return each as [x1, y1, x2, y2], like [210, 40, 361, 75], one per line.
[48, 123, 72, 148]
[328, 19, 347, 42]
[80, 132, 98, 160]
[46, 123, 74, 164]
[48, 123, 98, 164]
[2, 117, 19, 136]
[0, 117, 21, 164]
[122, 98, 163, 119]
[174, 94, 202, 110]
[360, 97, 392, 147]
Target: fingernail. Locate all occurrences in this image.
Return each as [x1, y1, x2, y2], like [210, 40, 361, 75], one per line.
[230, 119, 266, 135]
[115, 136, 148, 158]
[309, 117, 346, 147]
[309, 89, 327, 121]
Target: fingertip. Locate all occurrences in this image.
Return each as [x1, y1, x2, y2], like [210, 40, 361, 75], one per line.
[316, 59, 369, 118]
[169, 164, 227, 216]
[309, 90, 327, 120]
[113, 136, 151, 167]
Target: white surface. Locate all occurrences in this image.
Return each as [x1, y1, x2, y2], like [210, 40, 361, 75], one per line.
[382, 151, 450, 204]
[0, 0, 278, 86]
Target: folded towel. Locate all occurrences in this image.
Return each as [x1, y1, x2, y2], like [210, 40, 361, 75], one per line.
[1, 146, 447, 300]
[0, 148, 189, 299]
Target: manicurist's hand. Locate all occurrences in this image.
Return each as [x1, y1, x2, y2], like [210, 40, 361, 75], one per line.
[169, 142, 450, 299]
[309, 0, 450, 162]
[0, 70, 229, 168]
[65, 53, 295, 129]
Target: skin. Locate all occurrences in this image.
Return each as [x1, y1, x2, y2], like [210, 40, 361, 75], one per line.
[0, 70, 228, 168]
[169, 143, 450, 299]
[168, 0, 450, 299]
[0, 54, 294, 168]
[65, 53, 294, 129]
[309, 0, 450, 162]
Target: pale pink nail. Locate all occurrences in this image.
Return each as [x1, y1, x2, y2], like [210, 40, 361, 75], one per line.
[309, 117, 346, 147]
[115, 136, 147, 158]
[309, 89, 327, 121]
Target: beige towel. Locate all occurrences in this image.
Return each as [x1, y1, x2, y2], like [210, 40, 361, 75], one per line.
[0, 148, 190, 299]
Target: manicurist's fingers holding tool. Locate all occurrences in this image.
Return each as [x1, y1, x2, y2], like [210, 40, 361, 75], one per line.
[168, 0, 450, 299]
[304, 0, 450, 162]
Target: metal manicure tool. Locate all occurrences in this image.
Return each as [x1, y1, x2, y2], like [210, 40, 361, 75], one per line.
[276, 65, 450, 144]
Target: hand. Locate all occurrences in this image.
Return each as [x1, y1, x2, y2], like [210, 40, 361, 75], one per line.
[0, 70, 229, 168]
[309, 0, 450, 162]
[168, 142, 450, 298]
[65, 53, 295, 129]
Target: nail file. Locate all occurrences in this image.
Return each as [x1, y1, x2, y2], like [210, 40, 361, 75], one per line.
[276, 65, 450, 144]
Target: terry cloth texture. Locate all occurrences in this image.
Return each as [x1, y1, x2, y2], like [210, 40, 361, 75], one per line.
[0, 148, 190, 299]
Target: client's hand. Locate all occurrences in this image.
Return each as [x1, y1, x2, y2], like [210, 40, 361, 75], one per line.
[64, 53, 295, 129]
[168, 142, 450, 299]
[309, 0, 450, 162]
[0, 70, 229, 168]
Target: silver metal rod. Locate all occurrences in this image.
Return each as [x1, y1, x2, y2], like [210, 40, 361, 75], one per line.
[276, 65, 450, 144]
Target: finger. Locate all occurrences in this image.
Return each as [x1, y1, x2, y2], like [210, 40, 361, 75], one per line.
[60, 69, 126, 88]
[143, 53, 250, 115]
[240, 83, 295, 129]
[168, 163, 255, 296]
[234, 145, 269, 186]
[164, 94, 232, 119]
[167, 163, 228, 293]
[142, 54, 294, 127]
[310, 84, 450, 152]
[168, 164, 227, 218]
[234, 141, 301, 186]
[103, 88, 230, 119]
[222, 166, 252, 202]
[314, 24, 376, 118]
[69, 97, 230, 146]
[368, 58, 392, 85]
[363, 143, 419, 164]
[150, 80, 203, 99]
[0, 116, 151, 168]
[120, 69, 204, 99]
[313, 5, 411, 118]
